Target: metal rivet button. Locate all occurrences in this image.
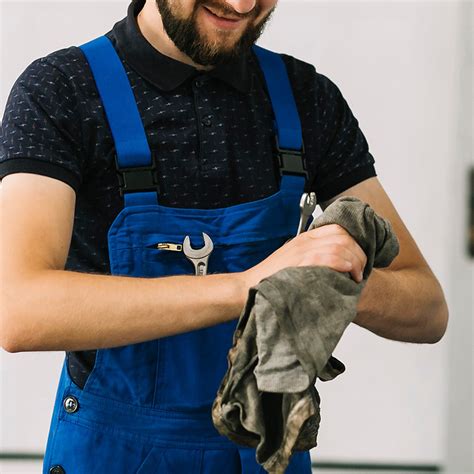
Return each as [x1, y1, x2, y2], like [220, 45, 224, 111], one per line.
[202, 116, 212, 127]
[49, 466, 65, 474]
[63, 395, 79, 414]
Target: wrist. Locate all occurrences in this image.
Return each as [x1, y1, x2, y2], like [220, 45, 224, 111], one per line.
[232, 271, 252, 310]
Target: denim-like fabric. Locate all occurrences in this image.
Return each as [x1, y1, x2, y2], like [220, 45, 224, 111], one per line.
[212, 196, 400, 474]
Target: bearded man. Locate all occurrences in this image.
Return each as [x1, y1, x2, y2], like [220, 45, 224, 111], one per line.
[0, 1, 448, 473]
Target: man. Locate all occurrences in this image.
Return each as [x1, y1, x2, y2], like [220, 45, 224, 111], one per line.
[0, 0, 448, 473]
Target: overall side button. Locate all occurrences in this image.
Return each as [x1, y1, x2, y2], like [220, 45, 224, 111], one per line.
[63, 395, 79, 414]
[49, 466, 66, 474]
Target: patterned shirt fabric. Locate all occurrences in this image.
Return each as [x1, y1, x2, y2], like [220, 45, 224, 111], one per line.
[0, 0, 377, 388]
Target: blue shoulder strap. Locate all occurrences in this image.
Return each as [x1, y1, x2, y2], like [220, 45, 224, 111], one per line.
[79, 36, 306, 207]
[252, 45, 307, 195]
[80, 36, 158, 207]
[251, 45, 302, 151]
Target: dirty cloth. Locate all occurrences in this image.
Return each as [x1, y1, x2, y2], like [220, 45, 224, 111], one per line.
[211, 196, 400, 473]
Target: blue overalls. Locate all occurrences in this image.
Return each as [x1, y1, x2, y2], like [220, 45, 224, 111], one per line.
[43, 36, 313, 474]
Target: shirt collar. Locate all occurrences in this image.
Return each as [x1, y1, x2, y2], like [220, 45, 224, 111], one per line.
[109, 0, 252, 93]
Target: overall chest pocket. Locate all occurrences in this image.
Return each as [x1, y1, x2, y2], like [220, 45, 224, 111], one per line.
[140, 234, 291, 278]
[141, 240, 190, 277]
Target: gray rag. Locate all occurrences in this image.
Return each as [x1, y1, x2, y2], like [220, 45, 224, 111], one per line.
[211, 196, 400, 473]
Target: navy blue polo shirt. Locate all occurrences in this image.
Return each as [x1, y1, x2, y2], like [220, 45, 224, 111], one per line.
[0, 0, 376, 387]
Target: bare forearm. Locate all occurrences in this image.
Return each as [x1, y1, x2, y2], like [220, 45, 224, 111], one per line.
[354, 267, 449, 344]
[3, 270, 248, 352]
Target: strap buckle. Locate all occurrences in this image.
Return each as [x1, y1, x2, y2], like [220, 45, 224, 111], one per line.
[274, 135, 308, 179]
[114, 154, 160, 198]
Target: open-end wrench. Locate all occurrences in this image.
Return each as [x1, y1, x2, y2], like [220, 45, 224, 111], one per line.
[296, 191, 317, 235]
[285, 191, 318, 244]
[182, 232, 214, 276]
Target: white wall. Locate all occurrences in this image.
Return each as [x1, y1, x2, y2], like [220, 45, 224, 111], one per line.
[443, 2, 473, 473]
[1, 0, 472, 472]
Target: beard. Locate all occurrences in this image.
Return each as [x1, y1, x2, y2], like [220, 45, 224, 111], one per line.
[155, 0, 276, 66]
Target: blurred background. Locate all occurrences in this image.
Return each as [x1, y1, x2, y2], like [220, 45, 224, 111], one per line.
[0, 0, 472, 473]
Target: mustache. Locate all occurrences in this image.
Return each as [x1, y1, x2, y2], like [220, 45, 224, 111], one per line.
[196, 0, 260, 20]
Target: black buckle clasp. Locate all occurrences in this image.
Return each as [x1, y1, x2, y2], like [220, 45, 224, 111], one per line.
[274, 135, 308, 179]
[114, 154, 160, 198]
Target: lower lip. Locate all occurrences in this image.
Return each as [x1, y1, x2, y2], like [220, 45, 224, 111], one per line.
[202, 7, 243, 30]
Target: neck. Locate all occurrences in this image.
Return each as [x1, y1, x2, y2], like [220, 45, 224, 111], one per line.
[137, 0, 213, 71]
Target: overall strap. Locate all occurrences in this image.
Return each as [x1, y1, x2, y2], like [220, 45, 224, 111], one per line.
[252, 45, 308, 195]
[79, 36, 307, 206]
[80, 36, 159, 207]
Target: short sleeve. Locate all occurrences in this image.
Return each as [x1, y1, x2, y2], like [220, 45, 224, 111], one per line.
[0, 56, 85, 192]
[310, 73, 377, 202]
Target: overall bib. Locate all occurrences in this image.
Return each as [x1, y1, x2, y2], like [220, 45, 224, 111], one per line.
[43, 36, 313, 474]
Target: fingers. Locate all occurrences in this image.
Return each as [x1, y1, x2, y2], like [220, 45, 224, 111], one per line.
[299, 224, 367, 282]
[300, 251, 353, 275]
[309, 244, 364, 282]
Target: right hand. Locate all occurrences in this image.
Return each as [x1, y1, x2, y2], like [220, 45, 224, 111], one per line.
[239, 224, 368, 290]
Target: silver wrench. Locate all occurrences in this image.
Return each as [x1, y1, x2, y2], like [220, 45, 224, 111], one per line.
[285, 192, 318, 244]
[182, 232, 214, 276]
[296, 191, 317, 235]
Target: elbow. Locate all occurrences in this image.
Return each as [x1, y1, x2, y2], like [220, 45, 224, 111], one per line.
[2, 321, 49, 353]
[1, 307, 25, 353]
[1, 316, 39, 353]
[411, 267, 449, 344]
[432, 306, 449, 344]
[1, 297, 14, 351]
[1, 280, 23, 352]
[1, 293, 35, 353]
[426, 290, 449, 344]
[2, 339, 22, 354]
[1, 320, 22, 353]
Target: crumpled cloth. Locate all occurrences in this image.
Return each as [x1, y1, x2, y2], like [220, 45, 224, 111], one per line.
[211, 196, 400, 473]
